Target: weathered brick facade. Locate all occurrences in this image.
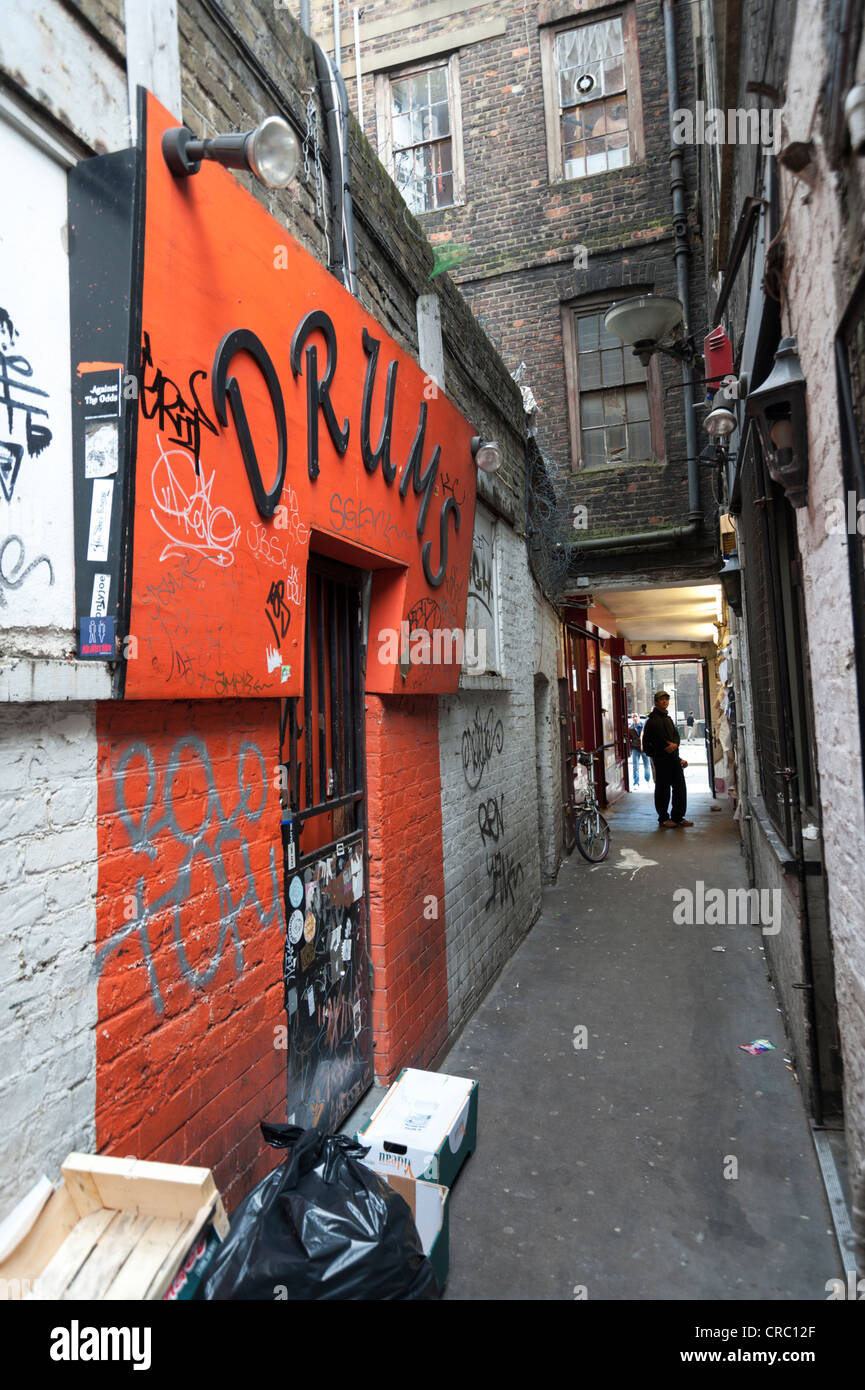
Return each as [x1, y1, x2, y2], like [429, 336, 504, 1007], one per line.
[313, 0, 717, 591]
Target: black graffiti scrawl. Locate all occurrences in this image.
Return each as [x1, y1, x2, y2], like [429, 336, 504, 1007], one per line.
[0, 307, 53, 503]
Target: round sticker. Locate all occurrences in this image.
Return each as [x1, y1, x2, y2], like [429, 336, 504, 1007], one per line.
[288, 876, 304, 909]
[303, 912, 316, 943]
[288, 910, 304, 944]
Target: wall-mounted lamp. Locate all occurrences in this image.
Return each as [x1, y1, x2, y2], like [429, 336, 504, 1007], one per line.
[704, 389, 738, 439]
[162, 116, 301, 189]
[603, 294, 698, 367]
[471, 437, 502, 474]
[745, 336, 809, 508]
[718, 551, 743, 616]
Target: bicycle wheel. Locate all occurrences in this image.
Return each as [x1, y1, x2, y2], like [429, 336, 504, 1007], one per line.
[576, 808, 610, 862]
[563, 802, 577, 855]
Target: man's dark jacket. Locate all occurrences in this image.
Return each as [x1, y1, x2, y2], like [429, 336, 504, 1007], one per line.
[642, 707, 680, 763]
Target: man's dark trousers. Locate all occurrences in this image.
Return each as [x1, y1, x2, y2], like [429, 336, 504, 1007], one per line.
[654, 755, 686, 824]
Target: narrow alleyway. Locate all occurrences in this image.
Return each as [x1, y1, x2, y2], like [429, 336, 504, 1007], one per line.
[437, 786, 838, 1301]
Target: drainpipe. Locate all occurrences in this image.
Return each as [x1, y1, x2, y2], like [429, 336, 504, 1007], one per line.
[300, 1, 310, 33]
[573, 518, 700, 554]
[662, 0, 701, 523]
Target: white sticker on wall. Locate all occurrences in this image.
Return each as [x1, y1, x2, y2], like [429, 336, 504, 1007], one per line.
[87, 478, 114, 561]
[90, 572, 111, 617]
[341, 939, 352, 962]
[84, 419, 118, 478]
[288, 910, 304, 944]
[306, 986, 315, 1016]
[287, 988, 298, 1017]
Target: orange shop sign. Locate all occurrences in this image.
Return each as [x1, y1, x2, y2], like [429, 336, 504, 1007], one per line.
[96, 94, 478, 699]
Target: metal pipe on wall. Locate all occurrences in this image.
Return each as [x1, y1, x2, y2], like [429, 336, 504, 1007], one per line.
[662, 0, 701, 522]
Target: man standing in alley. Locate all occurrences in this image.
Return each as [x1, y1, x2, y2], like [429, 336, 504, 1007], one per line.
[642, 690, 693, 828]
[628, 713, 651, 786]
[686, 710, 695, 741]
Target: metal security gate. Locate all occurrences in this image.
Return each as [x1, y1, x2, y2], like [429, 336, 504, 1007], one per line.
[279, 560, 372, 1130]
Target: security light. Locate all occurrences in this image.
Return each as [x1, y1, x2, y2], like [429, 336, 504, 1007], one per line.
[162, 116, 301, 189]
[471, 437, 502, 474]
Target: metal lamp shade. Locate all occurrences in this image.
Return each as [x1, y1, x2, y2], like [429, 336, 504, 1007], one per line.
[745, 337, 809, 508]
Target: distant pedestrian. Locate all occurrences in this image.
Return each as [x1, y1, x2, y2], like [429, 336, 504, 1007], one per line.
[628, 714, 651, 786]
[642, 690, 693, 828]
[686, 711, 695, 742]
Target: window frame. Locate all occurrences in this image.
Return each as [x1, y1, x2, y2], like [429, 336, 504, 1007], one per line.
[561, 293, 665, 469]
[374, 52, 466, 215]
[540, 4, 644, 185]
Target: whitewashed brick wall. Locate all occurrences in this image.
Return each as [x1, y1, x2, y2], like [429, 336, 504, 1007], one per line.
[0, 704, 98, 1219]
[439, 522, 556, 1034]
[782, 0, 865, 1258]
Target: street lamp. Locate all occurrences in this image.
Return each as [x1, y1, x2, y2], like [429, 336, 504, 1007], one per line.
[745, 337, 810, 508]
[162, 116, 301, 189]
[603, 294, 695, 367]
[718, 552, 743, 615]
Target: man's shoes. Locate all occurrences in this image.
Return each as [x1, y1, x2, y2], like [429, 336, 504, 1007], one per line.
[674, 819, 694, 827]
[660, 819, 678, 828]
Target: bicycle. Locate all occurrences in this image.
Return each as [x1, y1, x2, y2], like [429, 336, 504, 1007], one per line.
[563, 749, 611, 863]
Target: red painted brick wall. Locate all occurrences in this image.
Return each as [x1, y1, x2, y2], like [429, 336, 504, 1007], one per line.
[95, 701, 286, 1211]
[365, 695, 448, 1081]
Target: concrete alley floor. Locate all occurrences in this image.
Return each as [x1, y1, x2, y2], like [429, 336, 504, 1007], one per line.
[438, 782, 840, 1301]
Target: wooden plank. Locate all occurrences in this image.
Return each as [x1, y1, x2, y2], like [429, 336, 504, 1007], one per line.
[63, 1211, 152, 1301]
[0, 1183, 78, 1290]
[104, 1217, 189, 1301]
[61, 1155, 218, 1222]
[59, 1156, 105, 1219]
[35, 1209, 116, 1300]
[340, 19, 508, 80]
[143, 1201, 220, 1302]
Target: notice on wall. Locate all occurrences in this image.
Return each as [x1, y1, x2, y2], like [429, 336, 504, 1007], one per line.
[87, 478, 114, 562]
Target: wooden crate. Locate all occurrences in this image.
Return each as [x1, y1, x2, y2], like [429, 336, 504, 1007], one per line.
[0, 1154, 228, 1301]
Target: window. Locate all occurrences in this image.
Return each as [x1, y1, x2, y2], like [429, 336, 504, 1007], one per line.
[540, 6, 643, 183]
[375, 55, 464, 215]
[562, 300, 662, 468]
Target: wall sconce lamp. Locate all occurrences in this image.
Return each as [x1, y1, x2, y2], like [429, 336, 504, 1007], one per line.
[704, 389, 738, 439]
[162, 116, 301, 189]
[718, 551, 743, 616]
[471, 437, 502, 474]
[745, 337, 809, 508]
[603, 294, 698, 367]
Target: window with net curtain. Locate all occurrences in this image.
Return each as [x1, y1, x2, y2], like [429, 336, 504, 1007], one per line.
[390, 64, 454, 214]
[557, 16, 630, 179]
[574, 307, 651, 466]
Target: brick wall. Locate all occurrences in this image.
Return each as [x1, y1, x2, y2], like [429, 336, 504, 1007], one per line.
[365, 695, 449, 1080]
[438, 522, 540, 1033]
[1, 0, 555, 1218]
[313, 1, 715, 589]
[778, 0, 865, 1269]
[95, 700, 286, 1211]
[0, 706, 98, 1214]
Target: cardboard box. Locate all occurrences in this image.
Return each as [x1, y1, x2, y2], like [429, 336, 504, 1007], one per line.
[356, 1068, 478, 1188]
[385, 1174, 450, 1290]
[0, 1154, 227, 1301]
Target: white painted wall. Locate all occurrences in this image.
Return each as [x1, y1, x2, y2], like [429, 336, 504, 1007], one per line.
[439, 518, 557, 1033]
[782, 0, 865, 1261]
[0, 704, 99, 1220]
[0, 116, 75, 641]
[0, 0, 128, 154]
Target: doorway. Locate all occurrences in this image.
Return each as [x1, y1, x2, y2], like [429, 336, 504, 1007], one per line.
[279, 559, 373, 1130]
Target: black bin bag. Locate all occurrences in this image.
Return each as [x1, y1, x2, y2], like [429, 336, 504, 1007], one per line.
[201, 1123, 440, 1300]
